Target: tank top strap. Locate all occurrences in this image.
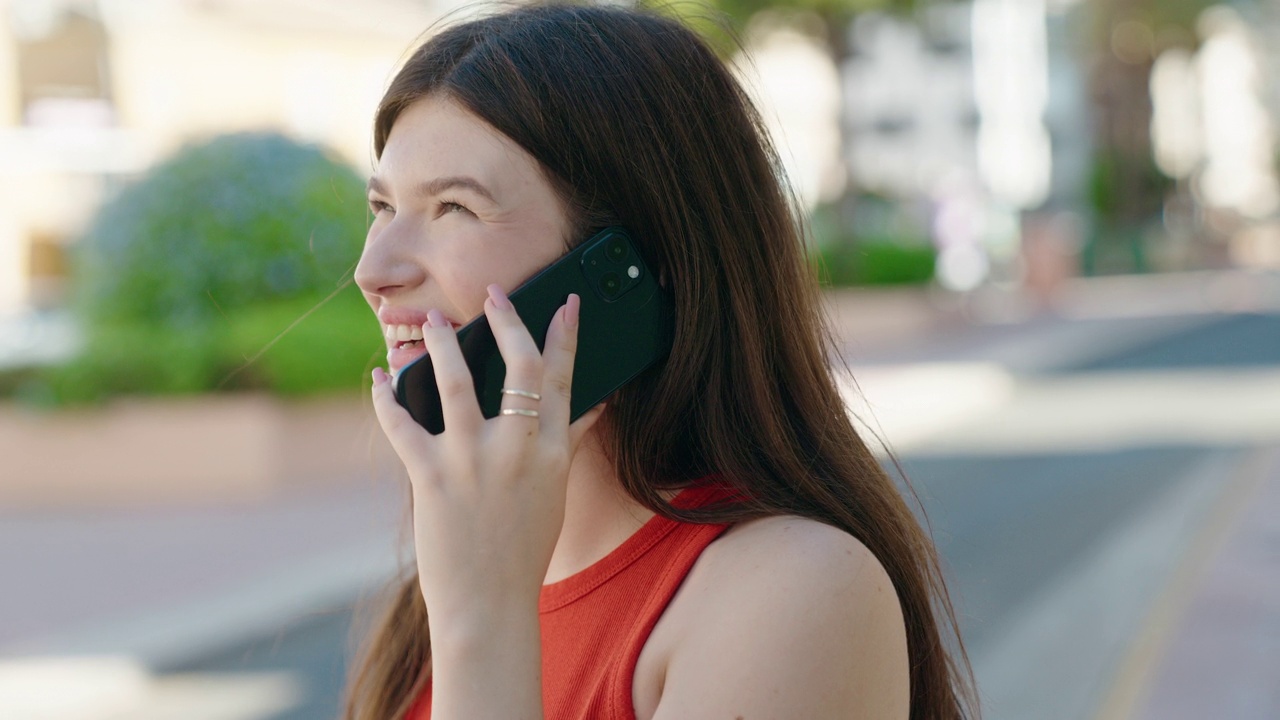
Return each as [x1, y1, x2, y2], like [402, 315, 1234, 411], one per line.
[602, 496, 733, 719]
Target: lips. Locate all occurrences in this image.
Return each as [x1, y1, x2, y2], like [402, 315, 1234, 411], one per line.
[387, 342, 429, 374]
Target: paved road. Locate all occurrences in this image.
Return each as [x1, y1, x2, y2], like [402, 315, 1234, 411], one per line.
[161, 607, 357, 720]
[17, 309, 1277, 720]
[1063, 312, 1280, 372]
[166, 446, 1240, 720]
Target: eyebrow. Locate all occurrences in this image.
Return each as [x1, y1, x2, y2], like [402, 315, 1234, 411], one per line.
[366, 175, 498, 204]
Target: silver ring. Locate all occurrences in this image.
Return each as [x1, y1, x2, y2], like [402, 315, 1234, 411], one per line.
[501, 388, 542, 401]
[500, 408, 540, 418]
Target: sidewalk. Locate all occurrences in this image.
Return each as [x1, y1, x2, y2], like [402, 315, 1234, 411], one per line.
[0, 478, 407, 667]
[1123, 447, 1280, 719]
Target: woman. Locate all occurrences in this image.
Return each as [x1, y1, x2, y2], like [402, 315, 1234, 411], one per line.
[347, 4, 977, 719]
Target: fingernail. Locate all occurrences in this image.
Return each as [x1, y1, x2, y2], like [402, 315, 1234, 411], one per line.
[564, 293, 580, 329]
[427, 309, 445, 328]
[372, 367, 388, 386]
[487, 284, 513, 310]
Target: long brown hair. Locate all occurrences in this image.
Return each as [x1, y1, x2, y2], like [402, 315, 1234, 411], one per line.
[343, 4, 978, 719]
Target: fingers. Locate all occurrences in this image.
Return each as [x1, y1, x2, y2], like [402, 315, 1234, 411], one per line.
[372, 287, 599, 496]
[391, 285, 585, 447]
[484, 284, 548, 434]
[370, 366, 434, 465]
[484, 285, 586, 449]
[537, 293, 580, 443]
[420, 308, 484, 434]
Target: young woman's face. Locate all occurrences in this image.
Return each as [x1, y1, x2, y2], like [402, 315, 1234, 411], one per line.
[355, 95, 572, 373]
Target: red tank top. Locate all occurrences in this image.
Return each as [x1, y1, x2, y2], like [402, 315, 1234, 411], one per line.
[406, 484, 733, 720]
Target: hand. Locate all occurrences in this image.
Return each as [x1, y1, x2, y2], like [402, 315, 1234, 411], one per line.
[370, 284, 605, 637]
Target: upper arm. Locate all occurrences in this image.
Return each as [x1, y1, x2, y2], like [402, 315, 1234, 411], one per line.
[650, 517, 910, 720]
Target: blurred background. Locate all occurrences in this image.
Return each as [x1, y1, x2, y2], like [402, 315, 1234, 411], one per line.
[1, 0, 1278, 718]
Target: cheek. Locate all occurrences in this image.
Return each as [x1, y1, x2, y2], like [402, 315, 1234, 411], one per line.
[440, 263, 495, 320]
[440, 231, 566, 317]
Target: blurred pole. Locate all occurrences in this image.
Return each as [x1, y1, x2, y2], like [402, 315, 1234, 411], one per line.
[1083, 0, 1165, 274]
[1150, 47, 1204, 270]
[972, 0, 1052, 211]
[1195, 7, 1278, 222]
[971, 0, 1053, 295]
[0, 7, 25, 317]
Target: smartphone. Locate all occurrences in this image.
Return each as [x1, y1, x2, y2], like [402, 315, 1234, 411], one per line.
[394, 226, 674, 434]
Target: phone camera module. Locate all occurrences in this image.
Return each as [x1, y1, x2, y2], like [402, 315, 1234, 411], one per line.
[582, 230, 645, 303]
[606, 237, 628, 262]
[600, 271, 622, 298]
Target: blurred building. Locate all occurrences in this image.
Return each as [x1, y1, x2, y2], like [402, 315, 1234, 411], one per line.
[734, 17, 845, 214]
[1150, 4, 1280, 270]
[0, 0, 440, 323]
[841, 0, 1091, 291]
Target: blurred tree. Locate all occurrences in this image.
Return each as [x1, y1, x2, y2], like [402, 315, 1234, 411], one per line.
[1083, 0, 1215, 273]
[43, 132, 381, 402]
[79, 132, 365, 326]
[702, 0, 915, 56]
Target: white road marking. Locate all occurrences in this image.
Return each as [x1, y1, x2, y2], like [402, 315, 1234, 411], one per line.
[843, 365, 1280, 455]
[0, 656, 303, 720]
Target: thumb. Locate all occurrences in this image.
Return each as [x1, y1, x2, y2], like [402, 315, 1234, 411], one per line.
[370, 367, 434, 466]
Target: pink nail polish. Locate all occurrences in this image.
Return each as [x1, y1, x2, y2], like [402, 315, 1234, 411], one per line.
[565, 293, 580, 329]
[372, 367, 388, 385]
[487, 284, 513, 310]
[427, 309, 445, 328]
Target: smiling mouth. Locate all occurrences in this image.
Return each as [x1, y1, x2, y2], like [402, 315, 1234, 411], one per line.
[385, 323, 425, 347]
[384, 319, 462, 349]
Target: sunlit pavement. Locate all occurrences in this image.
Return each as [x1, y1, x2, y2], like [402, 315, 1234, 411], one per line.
[0, 656, 304, 720]
[2, 271, 1278, 719]
[0, 479, 407, 720]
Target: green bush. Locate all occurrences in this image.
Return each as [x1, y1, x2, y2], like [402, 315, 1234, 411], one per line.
[41, 132, 382, 403]
[221, 289, 384, 396]
[812, 240, 937, 287]
[806, 196, 937, 287]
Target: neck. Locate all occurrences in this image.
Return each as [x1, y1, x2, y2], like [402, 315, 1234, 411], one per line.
[544, 426, 656, 584]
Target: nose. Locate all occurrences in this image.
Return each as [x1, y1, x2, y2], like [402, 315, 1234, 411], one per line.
[354, 224, 426, 298]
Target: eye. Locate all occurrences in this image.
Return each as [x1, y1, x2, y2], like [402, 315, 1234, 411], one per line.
[439, 200, 472, 216]
[368, 198, 394, 216]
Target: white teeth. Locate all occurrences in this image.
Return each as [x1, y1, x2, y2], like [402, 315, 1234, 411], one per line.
[385, 324, 425, 343]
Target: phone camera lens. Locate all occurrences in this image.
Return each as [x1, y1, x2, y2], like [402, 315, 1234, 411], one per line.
[600, 271, 621, 298]
[606, 237, 628, 262]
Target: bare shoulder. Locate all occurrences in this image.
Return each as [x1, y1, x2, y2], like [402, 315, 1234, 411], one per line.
[702, 515, 905, 635]
[645, 515, 910, 719]
[714, 514, 893, 582]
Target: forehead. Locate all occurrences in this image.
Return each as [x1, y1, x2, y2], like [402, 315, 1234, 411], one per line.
[376, 95, 542, 191]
